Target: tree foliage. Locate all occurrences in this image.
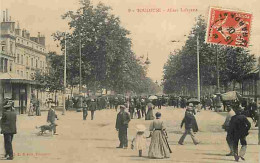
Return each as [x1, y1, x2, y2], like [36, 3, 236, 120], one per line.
[36, 0, 158, 95]
[163, 15, 256, 94]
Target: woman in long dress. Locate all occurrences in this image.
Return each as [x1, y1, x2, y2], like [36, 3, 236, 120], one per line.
[145, 102, 154, 120]
[148, 112, 171, 159]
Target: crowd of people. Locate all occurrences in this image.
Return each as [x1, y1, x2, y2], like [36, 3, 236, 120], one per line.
[0, 93, 256, 161]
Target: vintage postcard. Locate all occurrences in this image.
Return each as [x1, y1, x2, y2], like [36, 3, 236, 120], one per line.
[0, 0, 259, 162]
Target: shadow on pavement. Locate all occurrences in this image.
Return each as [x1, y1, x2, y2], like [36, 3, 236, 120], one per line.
[202, 157, 234, 162]
[96, 147, 116, 149]
[199, 153, 226, 156]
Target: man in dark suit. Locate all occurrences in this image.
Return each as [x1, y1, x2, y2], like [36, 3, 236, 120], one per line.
[1, 104, 17, 160]
[178, 107, 199, 145]
[229, 106, 251, 162]
[115, 105, 131, 149]
[47, 105, 58, 135]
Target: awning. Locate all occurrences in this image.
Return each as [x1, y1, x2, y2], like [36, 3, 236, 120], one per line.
[0, 72, 37, 85]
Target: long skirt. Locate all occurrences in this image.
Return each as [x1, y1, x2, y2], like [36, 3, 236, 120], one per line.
[148, 130, 170, 159]
[145, 108, 154, 120]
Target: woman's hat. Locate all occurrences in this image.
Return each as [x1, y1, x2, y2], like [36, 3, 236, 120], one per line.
[135, 124, 146, 132]
[155, 112, 161, 118]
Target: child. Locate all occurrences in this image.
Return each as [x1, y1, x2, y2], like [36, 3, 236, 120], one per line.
[131, 124, 147, 157]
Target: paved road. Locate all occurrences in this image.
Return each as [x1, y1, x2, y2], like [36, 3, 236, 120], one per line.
[0, 107, 259, 163]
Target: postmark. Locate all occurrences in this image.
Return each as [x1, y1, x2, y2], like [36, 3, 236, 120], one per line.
[206, 7, 252, 48]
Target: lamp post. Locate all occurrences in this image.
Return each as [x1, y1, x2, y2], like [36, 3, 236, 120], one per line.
[62, 33, 67, 115]
[197, 36, 200, 102]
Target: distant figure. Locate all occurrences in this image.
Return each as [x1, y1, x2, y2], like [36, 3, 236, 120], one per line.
[178, 107, 199, 145]
[229, 106, 251, 162]
[1, 104, 17, 160]
[82, 101, 88, 120]
[47, 105, 58, 135]
[88, 98, 97, 120]
[131, 124, 147, 157]
[115, 105, 131, 149]
[145, 102, 154, 120]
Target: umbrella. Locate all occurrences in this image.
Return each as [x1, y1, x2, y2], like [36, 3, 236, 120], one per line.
[187, 98, 200, 104]
[148, 95, 158, 100]
[221, 91, 242, 101]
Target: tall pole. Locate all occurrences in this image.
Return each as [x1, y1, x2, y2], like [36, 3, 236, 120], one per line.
[197, 36, 200, 102]
[62, 33, 66, 115]
[79, 36, 82, 107]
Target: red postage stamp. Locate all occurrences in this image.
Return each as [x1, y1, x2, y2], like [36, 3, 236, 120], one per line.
[206, 7, 252, 48]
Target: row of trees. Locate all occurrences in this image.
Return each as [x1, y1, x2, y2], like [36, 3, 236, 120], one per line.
[35, 0, 159, 95]
[163, 16, 256, 95]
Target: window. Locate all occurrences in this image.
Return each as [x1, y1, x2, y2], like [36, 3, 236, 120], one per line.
[21, 71, 23, 77]
[17, 54, 20, 63]
[9, 61, 12, 72]
[26, 56, 29, 65]
[17, 70, 19, 75]
[36, 59, 38, 68]
[10, 42, 13, 55]
[21, 55, 24, 64]
[26, 72, 29, 79]
[31, 58, 33, 67]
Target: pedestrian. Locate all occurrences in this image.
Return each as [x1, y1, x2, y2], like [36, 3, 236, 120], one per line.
[28, 102, 34, 116]
[148, 112, 171, 159]
[88, 98, 97, 120]
[222, 104, 235, 156]
[82, 101, 88, 120]
[145, 101, 154, 120]
[141, 98, 146, 118]
[47, 104, 58, 135]
[115, 105, 131, 149]
[1, 103, 17, 160]
[131, 124, 147, 157]
[35, 99, 41, 116]
[229, 106, 251, 162]
[129, 99, 135, 119]
[178, 108, 199, 145]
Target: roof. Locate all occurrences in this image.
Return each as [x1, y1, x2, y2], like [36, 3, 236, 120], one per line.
[0, 72, 37, 84]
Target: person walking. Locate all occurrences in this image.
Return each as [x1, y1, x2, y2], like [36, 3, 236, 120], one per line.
[115, 105, 131, 149]
[145, 102, 154, 120]
[129, 99, 135, 119]
[88, 98, 97, 120]
[1, 104, 17, 160]
[148, 112, 171, 159]
[178, 108, 199, 145]
[222, 104, 235, 156]
[47, 105, 58, 135]
[82, 101, 88, 120]
[229, 106, 251, 162]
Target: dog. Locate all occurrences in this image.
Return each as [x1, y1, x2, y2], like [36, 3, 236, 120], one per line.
[36, 123, 57, 135]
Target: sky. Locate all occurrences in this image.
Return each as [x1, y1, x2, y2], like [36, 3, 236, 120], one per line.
[1, 0, 260, 83]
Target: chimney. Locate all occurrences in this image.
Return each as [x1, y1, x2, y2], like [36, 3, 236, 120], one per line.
[22, 29, 25, 37]
[26, 31, 30, 39]
[3, 11, 5, 22]
[15, 22, 21, 36]
[6, 9, 8, 22]
[39, 35, 45, 46]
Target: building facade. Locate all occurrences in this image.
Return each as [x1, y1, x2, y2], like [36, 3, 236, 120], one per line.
[0, 10, 48, 114]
